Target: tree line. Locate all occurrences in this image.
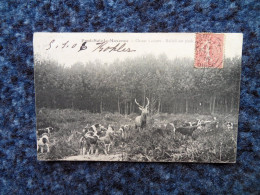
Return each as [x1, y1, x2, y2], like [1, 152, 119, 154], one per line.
[34, 54, 241, 115]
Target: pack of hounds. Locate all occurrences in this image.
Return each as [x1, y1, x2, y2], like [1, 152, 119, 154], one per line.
[36, 118, 236, 157]
[78, 124, 130, 157]
[36, 124, 130, 156]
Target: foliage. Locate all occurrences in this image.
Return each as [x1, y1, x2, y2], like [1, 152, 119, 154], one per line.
[37, 109, 237, 163]
[34, 55, 241, 117]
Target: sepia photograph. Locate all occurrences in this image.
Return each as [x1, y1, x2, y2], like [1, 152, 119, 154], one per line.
[34, 33, 243, 162]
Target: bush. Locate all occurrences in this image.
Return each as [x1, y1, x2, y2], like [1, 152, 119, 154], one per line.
[37, 109, 237, 162]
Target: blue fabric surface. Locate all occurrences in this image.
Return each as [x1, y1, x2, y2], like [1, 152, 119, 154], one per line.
[0, 0, 259, 194]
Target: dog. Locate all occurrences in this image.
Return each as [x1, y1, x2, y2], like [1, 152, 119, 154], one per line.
[97, 130, 113, 155]
[80, 131, 99, 157]
[37, 133, 50, 153]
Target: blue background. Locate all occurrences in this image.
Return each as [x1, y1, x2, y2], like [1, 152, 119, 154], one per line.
[0, 0, 259, 194]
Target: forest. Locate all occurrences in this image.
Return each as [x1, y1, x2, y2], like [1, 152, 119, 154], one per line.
[34, 54, 241, 115]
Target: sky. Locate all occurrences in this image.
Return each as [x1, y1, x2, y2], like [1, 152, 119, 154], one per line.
[34, 33, 243, 67]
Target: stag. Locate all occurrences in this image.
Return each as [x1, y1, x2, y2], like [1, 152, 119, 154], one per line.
[135, 97, 149, 131]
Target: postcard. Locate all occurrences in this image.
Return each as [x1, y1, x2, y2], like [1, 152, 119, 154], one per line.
[33, 33, 243, 162]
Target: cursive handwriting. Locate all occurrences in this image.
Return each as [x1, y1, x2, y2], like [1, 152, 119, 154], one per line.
[46, 40, 79, 50]
[45, 40, 136, 53]
[92, 42, 136, 53]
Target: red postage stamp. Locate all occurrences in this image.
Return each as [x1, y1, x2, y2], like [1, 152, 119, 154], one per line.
[194, 33, 225, 68]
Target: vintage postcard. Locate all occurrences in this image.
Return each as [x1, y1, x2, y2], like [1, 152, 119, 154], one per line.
[33, 33, 243, 162]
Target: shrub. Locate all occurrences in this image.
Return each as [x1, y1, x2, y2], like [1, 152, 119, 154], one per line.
[37, 109, 237, 162]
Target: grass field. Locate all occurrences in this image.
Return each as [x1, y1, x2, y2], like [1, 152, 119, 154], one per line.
[37, 108, 238, 163]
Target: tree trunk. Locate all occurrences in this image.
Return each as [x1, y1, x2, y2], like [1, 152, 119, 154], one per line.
[71, 96, 74, 109]
[158, 99, 161, 113]
[230, 96, 234, 113]
[209, 96, 212, 113]
[225, 97, 228, 113]
[143, 87, 146, 107]
[212, 95, 216, 114]
[118, 96, 120, 114]
[185, 98, 189, 114]
[125, 100, 127, 115]
[130, 90, 132, 113]
[100, 97, 103, 113]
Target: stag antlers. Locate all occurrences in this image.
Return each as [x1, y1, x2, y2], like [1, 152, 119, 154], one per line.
[135, 97, 149, 109]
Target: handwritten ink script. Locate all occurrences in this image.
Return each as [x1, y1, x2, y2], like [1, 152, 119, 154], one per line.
[92, 42, 136, 53]
[45, 40, 136, 53]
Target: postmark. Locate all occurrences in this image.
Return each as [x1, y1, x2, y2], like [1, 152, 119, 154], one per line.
[194, 33, 225, 68]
